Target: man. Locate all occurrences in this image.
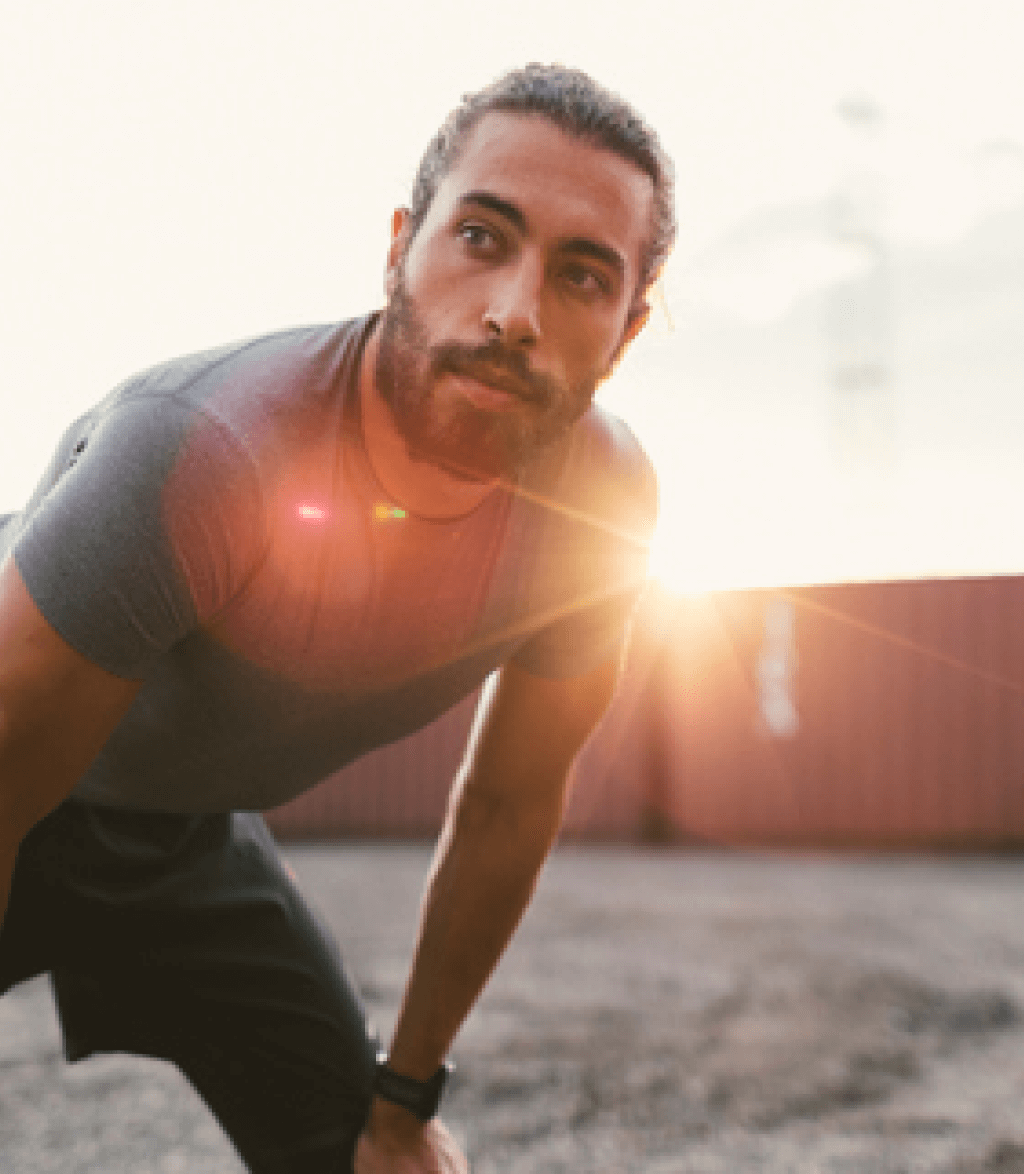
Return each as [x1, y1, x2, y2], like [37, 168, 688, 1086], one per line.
[0, 64, 674, 1172]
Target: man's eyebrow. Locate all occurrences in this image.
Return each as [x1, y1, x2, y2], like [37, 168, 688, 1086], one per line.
[457, 191, 627, 278]
[560, 237, 625, 278]
[457, 191, 527, 232]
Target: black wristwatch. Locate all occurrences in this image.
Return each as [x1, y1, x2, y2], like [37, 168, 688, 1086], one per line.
[373, 1052, 453, 1121]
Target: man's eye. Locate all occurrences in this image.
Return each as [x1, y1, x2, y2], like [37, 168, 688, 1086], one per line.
[459, 223, 498, 251]
[562, 263, 609, 296]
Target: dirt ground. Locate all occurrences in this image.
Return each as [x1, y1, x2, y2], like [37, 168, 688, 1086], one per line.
[4, 843, 1024, 1173]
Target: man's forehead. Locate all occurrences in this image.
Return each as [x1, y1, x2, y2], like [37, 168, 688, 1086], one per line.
[447, 111, 653, 200]
[436, 111, 654, 270]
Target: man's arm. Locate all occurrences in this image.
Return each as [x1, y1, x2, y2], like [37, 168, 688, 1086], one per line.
[0, 557, 141, 923]
[354, 654, 619, 1171]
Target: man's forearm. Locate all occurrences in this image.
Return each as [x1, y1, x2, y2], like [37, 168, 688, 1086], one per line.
[384, 776, 566, 1081]
[356, 780, 564, 1168]
[355, 661, 617, 1170]
[378, 658, 618, 1083]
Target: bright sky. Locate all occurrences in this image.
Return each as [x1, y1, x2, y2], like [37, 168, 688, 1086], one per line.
[2, 0, 1022, 591]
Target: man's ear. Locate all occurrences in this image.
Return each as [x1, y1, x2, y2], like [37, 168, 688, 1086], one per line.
[622, 299, 651, 349]
[385, 208, 412, 298]
[603, 298, 653, 382]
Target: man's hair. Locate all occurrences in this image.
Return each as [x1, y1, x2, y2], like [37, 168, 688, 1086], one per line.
[409, 63, 676, 295]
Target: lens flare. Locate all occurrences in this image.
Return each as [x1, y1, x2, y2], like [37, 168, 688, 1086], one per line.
[373, 503, 407, 520]
[297, 503, 328, 521]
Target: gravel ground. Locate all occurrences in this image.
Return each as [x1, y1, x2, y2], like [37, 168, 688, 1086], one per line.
[4, 844, 1024, 1172]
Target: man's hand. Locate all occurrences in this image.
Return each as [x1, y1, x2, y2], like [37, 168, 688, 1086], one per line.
[353, 1100, 468, 1173]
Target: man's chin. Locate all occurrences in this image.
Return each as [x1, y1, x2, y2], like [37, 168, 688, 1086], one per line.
[400, 407, 541, 483]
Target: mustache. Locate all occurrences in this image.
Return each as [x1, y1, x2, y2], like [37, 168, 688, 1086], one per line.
[430, 341, 556, 407]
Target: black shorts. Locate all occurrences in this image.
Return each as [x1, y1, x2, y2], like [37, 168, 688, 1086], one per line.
[0, 802, 377, 1172]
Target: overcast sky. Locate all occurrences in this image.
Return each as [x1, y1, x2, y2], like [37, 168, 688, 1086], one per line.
[2, 0, 1021, 587]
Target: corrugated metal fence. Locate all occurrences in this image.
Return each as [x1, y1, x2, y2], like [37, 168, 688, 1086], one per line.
[266, 576, 1024, 848]
[648, 577, 1024, 847]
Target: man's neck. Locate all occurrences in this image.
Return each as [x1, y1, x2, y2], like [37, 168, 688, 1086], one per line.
[358, 320, 500, 520]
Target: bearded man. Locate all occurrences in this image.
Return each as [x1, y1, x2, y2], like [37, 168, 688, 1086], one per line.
[0, 63, 674, 1173]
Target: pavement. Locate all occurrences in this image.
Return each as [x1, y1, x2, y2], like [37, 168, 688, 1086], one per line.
[4, 843, 1024, 1172]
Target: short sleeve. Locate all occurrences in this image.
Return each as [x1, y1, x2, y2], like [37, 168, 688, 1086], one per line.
[510, 590, 643, 677]
[13, 395, 265, 679]
[510, 415, 659, 679]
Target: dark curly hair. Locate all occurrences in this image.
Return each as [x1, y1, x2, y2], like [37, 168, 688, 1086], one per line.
[408, 63, 676, 296]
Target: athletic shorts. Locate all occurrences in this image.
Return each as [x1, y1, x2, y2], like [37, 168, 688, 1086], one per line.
[0, 801, 377, 1172]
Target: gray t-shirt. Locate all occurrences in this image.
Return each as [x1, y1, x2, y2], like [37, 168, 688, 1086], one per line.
[3, 315, 657, 812]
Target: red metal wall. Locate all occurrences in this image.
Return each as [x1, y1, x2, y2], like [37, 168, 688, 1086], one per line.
[647, 576, 1024, 847]
[266, 576, 1024, 848]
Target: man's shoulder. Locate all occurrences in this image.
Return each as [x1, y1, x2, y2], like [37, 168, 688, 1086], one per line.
[96, 316, 372, 430]
[572, 402, 656, 479]
[547, 403, 659, 541]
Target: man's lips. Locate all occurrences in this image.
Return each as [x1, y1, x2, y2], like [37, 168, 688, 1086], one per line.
[441, 367, 542, 410]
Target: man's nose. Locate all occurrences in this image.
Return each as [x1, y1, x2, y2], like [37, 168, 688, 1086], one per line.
[482, 260, 542, 346]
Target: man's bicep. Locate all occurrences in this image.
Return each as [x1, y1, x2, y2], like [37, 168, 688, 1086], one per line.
[13, 395, 266, 680]
[460, 656, 620, 803]
[0, 558, 140, 844]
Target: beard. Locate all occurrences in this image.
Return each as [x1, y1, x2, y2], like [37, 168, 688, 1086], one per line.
[374, 275, 602, 482]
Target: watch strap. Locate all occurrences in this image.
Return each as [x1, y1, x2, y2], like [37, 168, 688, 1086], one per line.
[373, 1052, 453, 1121]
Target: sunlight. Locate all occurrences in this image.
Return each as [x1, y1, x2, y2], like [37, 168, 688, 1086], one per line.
[646, 462, 1024, 599]
[647, 507, 829, 596]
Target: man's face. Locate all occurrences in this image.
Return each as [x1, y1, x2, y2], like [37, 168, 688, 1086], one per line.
[374, 112, 655, 481]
